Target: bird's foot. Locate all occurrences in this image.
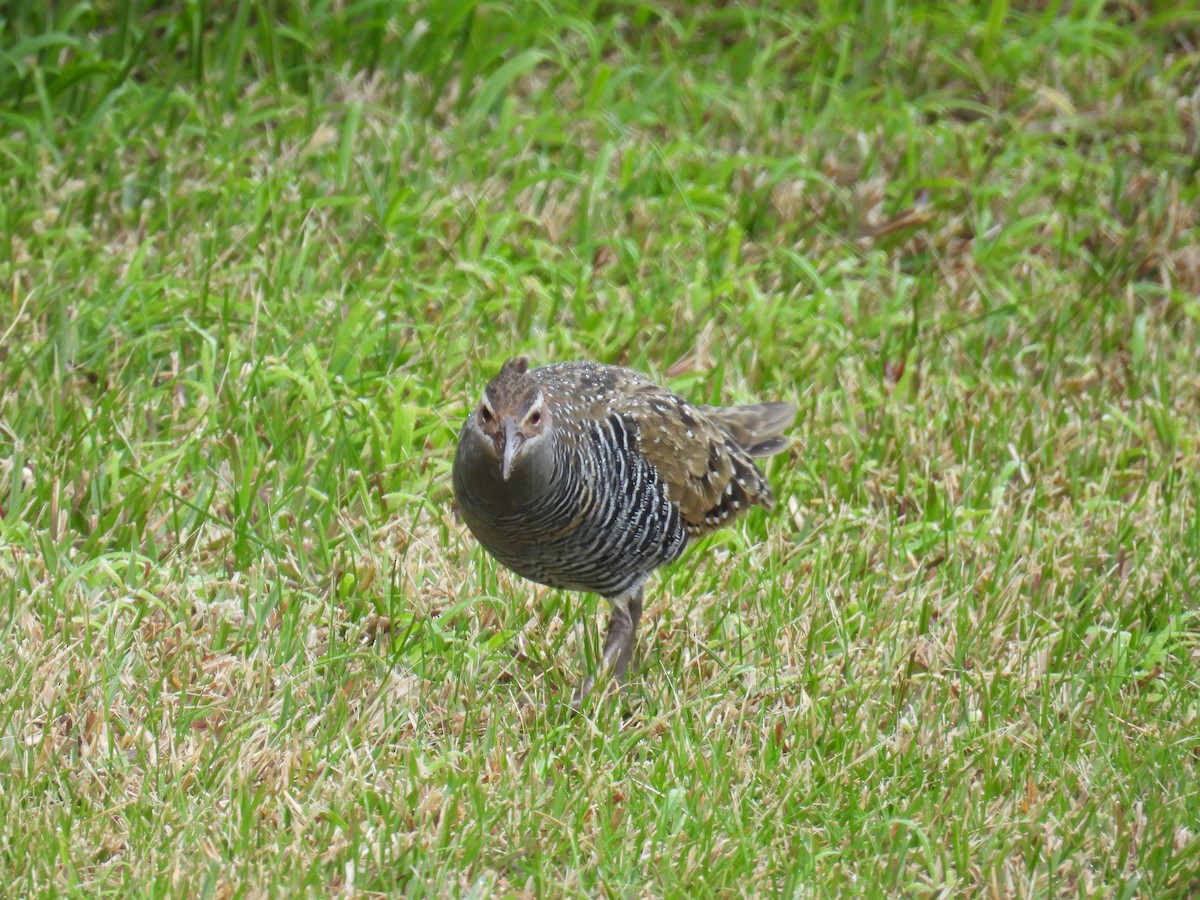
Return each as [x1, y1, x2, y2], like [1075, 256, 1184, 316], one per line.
[570, 674, 595, 711]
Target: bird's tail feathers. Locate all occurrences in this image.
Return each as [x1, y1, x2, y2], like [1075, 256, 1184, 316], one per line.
[704, 401, 796, 457]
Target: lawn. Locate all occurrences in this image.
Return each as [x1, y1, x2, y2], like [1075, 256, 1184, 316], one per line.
[1, 0, 1198, 895]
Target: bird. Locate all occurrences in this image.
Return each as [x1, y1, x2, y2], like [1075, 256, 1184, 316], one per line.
[452, 356, 795, 706]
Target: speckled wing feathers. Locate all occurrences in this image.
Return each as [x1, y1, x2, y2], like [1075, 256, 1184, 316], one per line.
[531, 363, 793, 536]
[627, 395, 783, 535]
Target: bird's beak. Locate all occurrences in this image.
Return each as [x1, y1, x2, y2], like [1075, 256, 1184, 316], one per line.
[500, 418, 524, 481]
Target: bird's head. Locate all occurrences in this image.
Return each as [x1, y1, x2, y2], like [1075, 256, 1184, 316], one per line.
[468, 356, 552, 482]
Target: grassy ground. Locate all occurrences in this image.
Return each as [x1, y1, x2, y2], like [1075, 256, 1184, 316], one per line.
[2, 0, 1199, 895]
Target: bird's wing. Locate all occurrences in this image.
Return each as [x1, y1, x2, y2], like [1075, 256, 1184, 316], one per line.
[535, 362, 791, 535]
[618, 383, 779, 534]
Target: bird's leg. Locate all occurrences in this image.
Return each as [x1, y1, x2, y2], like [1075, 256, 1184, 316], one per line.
[607, 587, 643, 681]
[573, 584, 645, 708]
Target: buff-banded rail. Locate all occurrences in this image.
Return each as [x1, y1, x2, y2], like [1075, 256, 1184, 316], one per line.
[452, 357, 794, 706]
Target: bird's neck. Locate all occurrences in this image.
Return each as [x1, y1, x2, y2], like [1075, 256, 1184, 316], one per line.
[461, 435, 559, 519]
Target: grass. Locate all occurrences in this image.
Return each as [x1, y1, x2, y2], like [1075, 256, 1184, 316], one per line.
[1, 0, 1199, 894]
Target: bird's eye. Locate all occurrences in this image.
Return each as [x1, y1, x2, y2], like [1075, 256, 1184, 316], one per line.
[528, 410, 541, 426]
[480, 405, 494, 423]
